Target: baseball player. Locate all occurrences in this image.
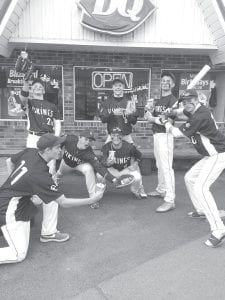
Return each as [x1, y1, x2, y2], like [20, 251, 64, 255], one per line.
[99, 78, 138, 144]
[19, 76, 62, 241]
[145, 72, 177, 213]
[0, 133, 103, 264]
[54, 131, 120, 209]
[101, 127, 147, 199]
[160, 89, 225, 247]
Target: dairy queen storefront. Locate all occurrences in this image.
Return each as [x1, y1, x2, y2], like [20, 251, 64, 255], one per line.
[0, 0, 225, 152]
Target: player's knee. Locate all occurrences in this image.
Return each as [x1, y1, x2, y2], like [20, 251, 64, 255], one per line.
[82, 164, 94, 174]
[17, 251, 27, 262]
[132, 171, 142, 182]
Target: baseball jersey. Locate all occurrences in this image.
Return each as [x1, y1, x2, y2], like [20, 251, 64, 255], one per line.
[0, 148, 63, 226]
[62, 135, 115, 182]
[99, 95, 138, 135]
[180, 104, 225, 156]
[101, 141, 142, 171]
[152, 94, 177, 134]
[27, 98, 60, 133]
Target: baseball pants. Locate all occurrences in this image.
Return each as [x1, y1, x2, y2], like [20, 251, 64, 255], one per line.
[0, 220, 30, 264]
[153, 132, 175, 203]
[26, 132, 58, 236]
[185, 153, 225, 233]
[57, 160, 96, 197]
[107, 166, 142, 193]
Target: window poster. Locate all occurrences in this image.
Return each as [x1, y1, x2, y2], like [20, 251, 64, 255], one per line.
[0, 65, 64, 120]
[74, 66, 151, 120]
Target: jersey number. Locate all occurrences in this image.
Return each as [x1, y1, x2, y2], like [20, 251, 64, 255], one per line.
[47, 118, 53, 126]
[10, 160, 28, 185]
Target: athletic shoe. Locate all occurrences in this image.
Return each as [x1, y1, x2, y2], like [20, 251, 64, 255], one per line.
[187, 211, 206, 219]
[139, 185, 147, 199]
[147, 190, 165, 198]
[40, 231, 70, 243]
[204, 232, 225, 248]
[90, 201, 100, 209]
[156, 202, 175, 213]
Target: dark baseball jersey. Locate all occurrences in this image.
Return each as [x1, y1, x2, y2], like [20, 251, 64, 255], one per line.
[180, 104, 225, 156]
[62, 135, 115, 182]
[101, 141, 142, 171]
[99, 95, 138, 135]
[0, 148, 63, 226]
[152, 94, 177, 134]
[27, 98, 60, 133]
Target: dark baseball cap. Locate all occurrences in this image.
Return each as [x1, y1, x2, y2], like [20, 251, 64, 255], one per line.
[110, 127, 123, 135]
[179, 89, 198, 103]
[112, 78, 125, 85]
[32, 78, 45, 87]
[79, 130, 96, 141]
[37, 133, 66, 151]
[161, 71, 176, 83]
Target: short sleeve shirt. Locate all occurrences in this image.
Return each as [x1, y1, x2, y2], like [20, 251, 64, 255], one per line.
[179, 105, 225, 156]
[0, 148, 63, 225]
[27, 98, 60, 133]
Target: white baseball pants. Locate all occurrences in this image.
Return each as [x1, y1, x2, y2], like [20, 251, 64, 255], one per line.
[0, 220, 30, 264]
[185, 153, 225, 232]
[58, 160, 96, 197]
[153, 133, 175, 203]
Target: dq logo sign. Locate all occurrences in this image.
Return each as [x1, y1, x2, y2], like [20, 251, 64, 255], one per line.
[77, 0, 156, 35]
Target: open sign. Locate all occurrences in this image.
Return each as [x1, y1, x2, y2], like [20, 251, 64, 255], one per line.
[92, 71, 133, 90]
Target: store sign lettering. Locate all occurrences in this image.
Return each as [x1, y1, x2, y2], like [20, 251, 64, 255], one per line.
[77, 0, 156, 35]
[92, 71, 133, 90]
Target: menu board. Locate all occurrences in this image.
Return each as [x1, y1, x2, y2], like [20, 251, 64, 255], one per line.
[0, 65, 64, 120]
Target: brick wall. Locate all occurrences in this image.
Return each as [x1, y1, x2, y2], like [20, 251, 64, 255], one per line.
[0, 49, 214, 151]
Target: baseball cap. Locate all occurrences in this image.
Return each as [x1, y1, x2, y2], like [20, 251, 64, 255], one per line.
[179, 89, 198, 103]
[37, 133, 66, 151]
[31, 78, 45, 87]
[112, 78, 125, 85]
[79, 130, 96, 141]
[161, 71, 176, 83]
[110, 127, 123, 135]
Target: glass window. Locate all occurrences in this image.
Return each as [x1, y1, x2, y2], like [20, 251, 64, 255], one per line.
[161, 69, 215, 107]
[74, 66, 151, 120]
[0, 65, 64, 120]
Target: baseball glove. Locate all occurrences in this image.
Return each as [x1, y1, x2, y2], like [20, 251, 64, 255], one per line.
[114, 174, 135, 189]
[15, 51, 33, 81]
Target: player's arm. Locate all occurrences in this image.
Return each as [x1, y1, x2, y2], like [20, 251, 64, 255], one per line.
[55, 192, 104, 208]
[19, 80, 29, 107]
[164, 122, 185, 137]
[126, 111, 138, 125]
[84, 150, 116, 183]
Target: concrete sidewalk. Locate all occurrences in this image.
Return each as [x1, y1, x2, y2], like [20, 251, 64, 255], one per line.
[1, 159, 225, 299]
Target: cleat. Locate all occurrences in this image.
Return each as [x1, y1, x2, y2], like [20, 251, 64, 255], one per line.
[204, 232, 225, 248]
[188, 211, 206, 219]
[156, 202, 175, 213]
[40, 231, 69, 243]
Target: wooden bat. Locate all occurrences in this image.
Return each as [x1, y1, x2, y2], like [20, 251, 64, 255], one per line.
[187, 64, 211, 89]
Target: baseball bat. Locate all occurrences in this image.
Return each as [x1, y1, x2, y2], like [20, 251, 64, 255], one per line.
[187, 64, 211, 89]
